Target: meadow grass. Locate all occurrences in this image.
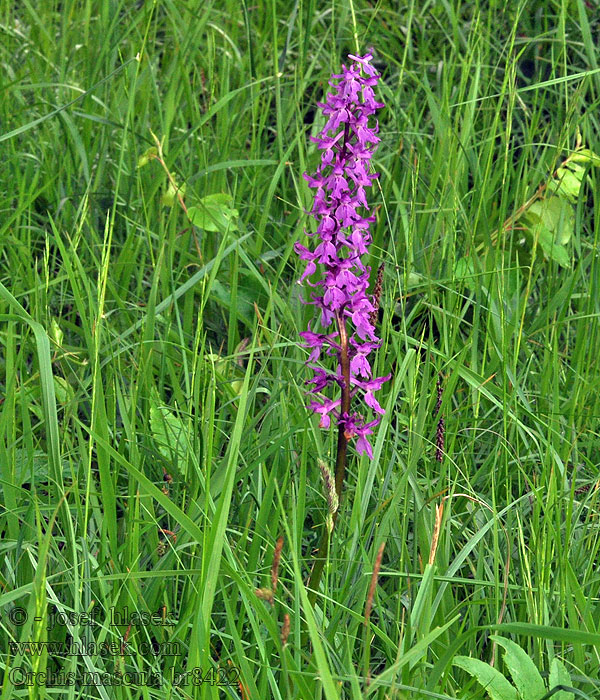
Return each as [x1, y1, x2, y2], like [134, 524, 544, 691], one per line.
[1, 1, 600, 698]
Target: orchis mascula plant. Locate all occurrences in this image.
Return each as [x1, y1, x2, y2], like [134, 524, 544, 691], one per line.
[296, 51, 389, 599]
[296, 51, 389, 458]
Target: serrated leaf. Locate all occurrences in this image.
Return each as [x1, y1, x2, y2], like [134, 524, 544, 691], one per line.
[548, 659, 574, 700]
[453, 656, 518, 700]
[490, 636, 546, 700]
[137, 146, 157, 168]
[150, 400, 188, 472]
[570, 148, 600, 166]
[187, 193, 239, 232]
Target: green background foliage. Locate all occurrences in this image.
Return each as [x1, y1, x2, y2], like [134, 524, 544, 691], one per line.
[1, 1, 600, 698]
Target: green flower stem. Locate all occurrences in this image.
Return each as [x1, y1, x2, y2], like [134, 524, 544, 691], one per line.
[307, 312, 351, 607]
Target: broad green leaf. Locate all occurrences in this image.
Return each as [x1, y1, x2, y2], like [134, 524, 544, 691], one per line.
[161, 179, 185, 207]
[490, 636, 546, 700]
[569, 148, 600, 166]
[537, 231, 570, 267]
[50, 318, 63, 347]
[11, 450, 71, 487]
[137, 146, 157, 168]
[564, 162, 586, 177]
[453, 656, 518, 700]
[54, 375, 74, 405]
[150, 397, 188, 472]
[406, 271, 426, 288]
[12, 449, 51, 485]
[522, 197, 573, 266]
[490, 621, 600, 646]
[209, 278, 254, 328]
[549, 165, 584, 202]
[187, 193, 239, 232]
[205, 351, 230, 377]
[527, 197, 574, 245]
[204, 350, 246, 399]
[548, 659, 574, 700]
[230, 379, 244, 395]
[454, 256, 476, 287]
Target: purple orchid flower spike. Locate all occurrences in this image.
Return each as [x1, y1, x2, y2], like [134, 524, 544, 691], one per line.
[296, 51, 390, 461]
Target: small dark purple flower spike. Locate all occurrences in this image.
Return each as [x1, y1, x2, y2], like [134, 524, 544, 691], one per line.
[296, 52, 390, 459]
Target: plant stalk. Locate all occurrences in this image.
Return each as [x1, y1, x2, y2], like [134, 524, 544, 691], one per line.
[307, 311, 351, 606]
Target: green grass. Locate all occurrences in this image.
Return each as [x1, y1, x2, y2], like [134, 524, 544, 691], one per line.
[1, 0, 600, 698]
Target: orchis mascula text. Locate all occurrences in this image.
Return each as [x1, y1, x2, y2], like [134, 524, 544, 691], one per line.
[296, 51, 389, 461]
